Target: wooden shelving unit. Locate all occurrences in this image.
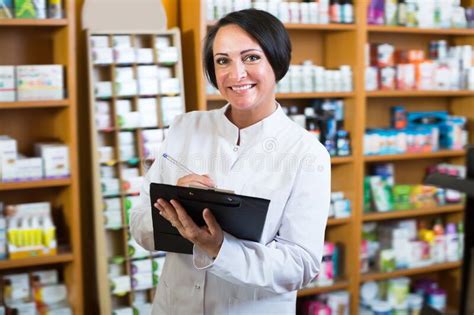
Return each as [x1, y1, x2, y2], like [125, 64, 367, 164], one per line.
[86, 29, 185, 314]
[297, 280, 350, 297]
[364, 150, 466, 162]
[179, 1, 473, 314]
[363, 204, 464, 222]
[0, 0, 83, 313]
[360, 261, 462, 282]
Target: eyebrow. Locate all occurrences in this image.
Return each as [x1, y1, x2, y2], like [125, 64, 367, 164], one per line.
[214, 48, 263, 57]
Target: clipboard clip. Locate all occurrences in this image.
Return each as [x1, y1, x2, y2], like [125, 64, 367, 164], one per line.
[178, 187, 241, 207]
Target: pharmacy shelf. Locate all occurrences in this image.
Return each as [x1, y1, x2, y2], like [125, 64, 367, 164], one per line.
[366, 90, 474, 98]
[207, 92, 355, 101]
[297, 280, 349, 297]
[0, 178, 71, 191]
[363, 204, 464, 222]
[331, 156, 354, 164]
[0, 100, 70, 109]
[0, 252, 74, 270]
[0, 19, 68, 27]
[206, 21, 356, 31]
[364, 150, 466, 162]
[367, 25, 474, 36]
[360, 261, 462, 282]
[327, 217, 351, 226]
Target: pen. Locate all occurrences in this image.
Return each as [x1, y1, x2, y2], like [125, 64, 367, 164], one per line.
[162, 153, 195, 175]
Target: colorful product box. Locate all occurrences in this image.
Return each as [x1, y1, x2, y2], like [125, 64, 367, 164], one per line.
[0, 0, 14, 18]
[16, 65, 63, 101]
[110, 275, 131, 295]
[47, 0, 62, 18]
[0, 136, 17, 181]
[0, 66, 15, 101]
[14, 0, 46, 18]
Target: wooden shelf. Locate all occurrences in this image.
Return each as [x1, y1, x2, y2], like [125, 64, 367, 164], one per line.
[297, 280, 349, 297]
[328, 217, 351, 226]
[207, 21, 356, 31]
[0, 99, 70, 109]
[0, 19, 68, 27]
[0, 178, 71, 191]
[366, 90, 474, 98]
[360, 261, 462, 282]
[331, 156, 354, 164]
[364, 150, 466, 162]
[207, 92, 355, 101]
[367, 25, 474, 35]
[363, 204, 464, 222]
[0, 253, 74, 270]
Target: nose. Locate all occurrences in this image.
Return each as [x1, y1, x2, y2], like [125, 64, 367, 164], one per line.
[228, 60, 247, 81]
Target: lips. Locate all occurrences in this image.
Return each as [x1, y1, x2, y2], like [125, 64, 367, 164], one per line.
[229, 84, 256, 92]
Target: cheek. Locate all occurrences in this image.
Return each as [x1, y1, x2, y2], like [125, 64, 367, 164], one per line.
[214, 70, 227, 89]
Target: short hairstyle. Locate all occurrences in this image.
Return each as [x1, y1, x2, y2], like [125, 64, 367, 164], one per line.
[203, 9, 292, 89]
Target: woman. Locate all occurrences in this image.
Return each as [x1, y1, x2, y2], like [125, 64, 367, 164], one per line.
[131, 9, 330, 314]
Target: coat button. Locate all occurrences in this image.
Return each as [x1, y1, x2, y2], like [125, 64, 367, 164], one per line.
[194, 284, 201, 289]
[233, 147, 238, 152]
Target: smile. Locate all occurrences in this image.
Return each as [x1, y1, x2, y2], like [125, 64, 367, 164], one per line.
[229, 84, 256, 92]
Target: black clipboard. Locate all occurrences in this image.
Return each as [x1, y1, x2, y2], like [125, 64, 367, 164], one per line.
[150, 183, 270, 254]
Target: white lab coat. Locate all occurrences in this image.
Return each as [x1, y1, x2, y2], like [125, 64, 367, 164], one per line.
[130, 104, 330, 315]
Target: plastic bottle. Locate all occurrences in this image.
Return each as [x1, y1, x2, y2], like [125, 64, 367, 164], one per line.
[445, 223, 459, 262]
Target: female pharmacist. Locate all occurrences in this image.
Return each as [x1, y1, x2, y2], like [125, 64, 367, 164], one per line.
[131, 9, 330, 314]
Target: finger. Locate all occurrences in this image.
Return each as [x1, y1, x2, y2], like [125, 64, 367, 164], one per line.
[180, 174, 215, 188]
[158, 199, 180, 226]
[202, 208, 219, 235]
[171, 199, 199, 232]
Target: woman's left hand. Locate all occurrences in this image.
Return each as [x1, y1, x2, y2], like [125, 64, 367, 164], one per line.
[155, 198, 224, 258]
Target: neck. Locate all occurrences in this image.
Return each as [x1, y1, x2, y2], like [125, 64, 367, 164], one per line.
[226, 101, 277, 129]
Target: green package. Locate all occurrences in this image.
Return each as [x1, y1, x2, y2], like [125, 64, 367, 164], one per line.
[393, 185, 413, 211]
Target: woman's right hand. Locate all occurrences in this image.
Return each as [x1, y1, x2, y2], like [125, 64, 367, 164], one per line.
[177, 174, 215, 188]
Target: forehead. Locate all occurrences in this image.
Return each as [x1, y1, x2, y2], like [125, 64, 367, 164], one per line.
[213, 24, 262, 53]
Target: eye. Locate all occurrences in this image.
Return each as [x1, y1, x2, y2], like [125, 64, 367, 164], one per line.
[215, 57, 228, 65]
[243, 54, 261, 63]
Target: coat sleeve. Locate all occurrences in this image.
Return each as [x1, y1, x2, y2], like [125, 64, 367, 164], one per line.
[193, 142, 331, 294]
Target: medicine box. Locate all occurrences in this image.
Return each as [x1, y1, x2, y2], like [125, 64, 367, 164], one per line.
[0, 66, 15, 102]
[35, 143, 70, 178]
[16, 65, 63, 101]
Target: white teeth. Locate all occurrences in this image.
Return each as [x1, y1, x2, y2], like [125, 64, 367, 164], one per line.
[231, 84, 253, 91]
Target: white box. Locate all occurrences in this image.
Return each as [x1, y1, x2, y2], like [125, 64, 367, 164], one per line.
[137, 66, 158, 79]
[119, 144, 137, 160]
[157, 47, 179, 64]
[138, 79, 159, 96]
[16, 65, 64, 101]
[15, 156, 43, 180]
[112, 36, 132, 48]
[35, 143, 70, 178]
[104, 210, 123, 229]
[115, 100, 132, 114]
[155, 36, 171, 49]
[114, 67, 134, 82]
[138, 98, 158, 127]
[159, 78, 180, 95]
[119, 132, 135, 145]
[90, 36, 109, 48]
[136, 49, 154, 64]
[157, 67, 173, 80]
[122, 176, 142, 194]
[0, 136, 17, 181]
[95, 82, 113, 98]
[113, 48, 136, 64]
[101, 178, 120, 196]
[92, 48, 113, 64]
[0, 66, 15, 102]
[98, 146, 114, 163]
[118, 112, 140, 129]
[141, 129, 163, 143]
[161, 96, 184, 126]
[114, 80, 137, 96]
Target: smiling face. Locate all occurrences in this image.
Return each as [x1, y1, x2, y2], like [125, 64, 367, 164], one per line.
[213, 24, 276, 121]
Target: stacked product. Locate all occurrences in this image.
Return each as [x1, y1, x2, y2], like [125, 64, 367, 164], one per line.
[1, 270, 72, 314]
[360, 278, 449, 314]
[285, 99, 351, 157]
[364, 108, 468, 155]
[300, 291, 350, 315]
[206, 0, 354, 24]
[361, 218, 464, 273]
[305, 241, 344, 288]
[364, 163, 465, 213]
[0, 136, 70, 182]
[365, 42, 474, 91]
[0, 65, 64, 102]
[0, 0, 63, 19]
[367, 0, 474, 28]
[329, 191, 352, 219]
[0, 202, 57, 260]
